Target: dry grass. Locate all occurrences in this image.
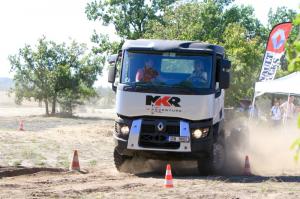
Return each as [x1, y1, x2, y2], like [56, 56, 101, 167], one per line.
[0, 115, 114, 169]
[1, 92, 300, 198]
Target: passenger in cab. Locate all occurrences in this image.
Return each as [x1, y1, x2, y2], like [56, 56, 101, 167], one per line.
[187, 60, 208, 84]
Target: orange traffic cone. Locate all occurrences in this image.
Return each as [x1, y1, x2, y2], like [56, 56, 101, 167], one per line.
[19, 120, 24, 131]
[70, 150, 80, 171]
[243, 155, 252, 176]
[164, 164, 174, 188]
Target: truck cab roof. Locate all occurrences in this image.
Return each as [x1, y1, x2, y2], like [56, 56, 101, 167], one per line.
[122, 39, 225, 56]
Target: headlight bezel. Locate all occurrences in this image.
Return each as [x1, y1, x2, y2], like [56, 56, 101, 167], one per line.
[115, 121, 131, 140]
[191, 127, 210, 139]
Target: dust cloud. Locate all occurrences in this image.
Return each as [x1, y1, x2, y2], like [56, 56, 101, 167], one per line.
[225, 118, 300, 176]
[120, 158, 165, 174]
[119, 156, 198, 175]
[247, 121, 300, 176]
[120, 118, 300, 176]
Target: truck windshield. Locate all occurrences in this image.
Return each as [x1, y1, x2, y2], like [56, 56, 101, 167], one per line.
[121, 51, 213, 93]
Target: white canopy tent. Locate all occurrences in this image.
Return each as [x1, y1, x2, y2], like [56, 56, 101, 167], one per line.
[254, 72, 300, 97]
[251, 72, 300, 122]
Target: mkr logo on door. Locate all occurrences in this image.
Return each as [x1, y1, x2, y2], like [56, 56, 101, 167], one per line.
[145, 95, 182, 114]
[146, 95, 181, 107]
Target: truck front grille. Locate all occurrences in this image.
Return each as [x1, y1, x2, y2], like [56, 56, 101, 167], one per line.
[139, 119, 180, 149]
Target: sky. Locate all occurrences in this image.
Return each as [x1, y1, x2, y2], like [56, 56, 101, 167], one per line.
[0, 0, 299, 87]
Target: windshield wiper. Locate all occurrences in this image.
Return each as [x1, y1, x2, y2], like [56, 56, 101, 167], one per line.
[171, 85, 195, 94]
[124, 82, 197, 94]
[134, 82, 159, 92]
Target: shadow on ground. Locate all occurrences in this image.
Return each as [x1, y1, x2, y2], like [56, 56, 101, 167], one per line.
[136, 172, 300, 183]
[0, 166, 67, 178]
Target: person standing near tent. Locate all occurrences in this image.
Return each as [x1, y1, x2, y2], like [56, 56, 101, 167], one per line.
[280, 96, 296, 123]
[270, 100, 282, 126]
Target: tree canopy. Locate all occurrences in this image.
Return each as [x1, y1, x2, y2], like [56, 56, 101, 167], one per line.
[9, 37, 103, 115]
[85, 0, 176, 40]
[85, 0, 298, 106]
[287, 13, 300, 72]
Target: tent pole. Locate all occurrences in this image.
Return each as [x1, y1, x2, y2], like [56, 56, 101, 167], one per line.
[283, 93, 291, 133]
[249, 94, 256, 119]
[247, 93, 257, 142]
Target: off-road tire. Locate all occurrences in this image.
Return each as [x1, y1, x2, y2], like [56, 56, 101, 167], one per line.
[227, 126, 250, 153]
[197, 156, 213, 175]
[114, 148, 130, 171]
[197, 141, 226, 176]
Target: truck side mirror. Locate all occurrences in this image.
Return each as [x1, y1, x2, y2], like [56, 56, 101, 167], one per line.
[108, 54, 118, 64]
[108, 51, 122, 92]
[108, 53, 118, 83]
[222, 59, 231, 70]
[108, 66, 117, 92]
[108, 66, 116, 83]
[219, 59, 231, 89]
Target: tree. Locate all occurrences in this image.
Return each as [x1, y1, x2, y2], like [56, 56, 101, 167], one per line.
[144, 1, 265, 105]
[284, 13, 300, 161]
[56, 41, 103, 115]
[9, 38, 55, 115]
[85, 0, 177, 64]
[222, 24, 264, 105]
[268, 7, 297, 29]
[144, 1, 265, 43]
[9, 37, 103, 116]
[223, 5, 267, 41]
[268, 7, 298, 78]
[85, 0, 176, 40]
[144, 2, 208, 41]
[85, 0, 296, 106]
[287, 13, 300, 72]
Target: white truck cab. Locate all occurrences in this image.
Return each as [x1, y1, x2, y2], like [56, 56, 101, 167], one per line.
[108, 39, 231, 175]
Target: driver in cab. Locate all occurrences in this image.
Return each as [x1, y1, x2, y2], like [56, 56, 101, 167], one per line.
[135, 59, 159, 82]
[187, 60, 208, 84]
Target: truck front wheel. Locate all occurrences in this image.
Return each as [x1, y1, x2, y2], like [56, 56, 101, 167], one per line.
[197, 156, 213, 175]
[114, 147, 131, 171]
[197, 142, 225, 175]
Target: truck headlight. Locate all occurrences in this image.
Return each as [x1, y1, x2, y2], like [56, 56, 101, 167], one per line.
[115, 122, 131, 139]
[120, 125, 130, 135]
[192, 128, 209, 139]
[192, 129, 202, 139]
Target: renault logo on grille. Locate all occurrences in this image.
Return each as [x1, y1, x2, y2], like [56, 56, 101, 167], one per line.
[157, 122, 164, 131]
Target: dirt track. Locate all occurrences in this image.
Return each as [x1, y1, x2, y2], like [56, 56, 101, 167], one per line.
[1, 104, 300, 198]
[2, 167, 300, 199]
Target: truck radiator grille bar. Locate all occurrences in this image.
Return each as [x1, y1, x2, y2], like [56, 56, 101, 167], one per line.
[139, 119, 180, 149]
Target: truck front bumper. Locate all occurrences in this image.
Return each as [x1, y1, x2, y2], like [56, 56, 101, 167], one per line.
[113, 117, 214, 160]
[114, 132, 213, 160]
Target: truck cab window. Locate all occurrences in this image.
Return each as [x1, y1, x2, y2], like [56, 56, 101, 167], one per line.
[114, 53, 122, 86]
[121, 51, 213, 93]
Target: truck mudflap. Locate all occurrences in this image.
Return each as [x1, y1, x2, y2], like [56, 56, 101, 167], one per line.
[127, 119, 191, 152]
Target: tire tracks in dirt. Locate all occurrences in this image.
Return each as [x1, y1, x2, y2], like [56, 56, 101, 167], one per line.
[0, 166, 67, 178]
